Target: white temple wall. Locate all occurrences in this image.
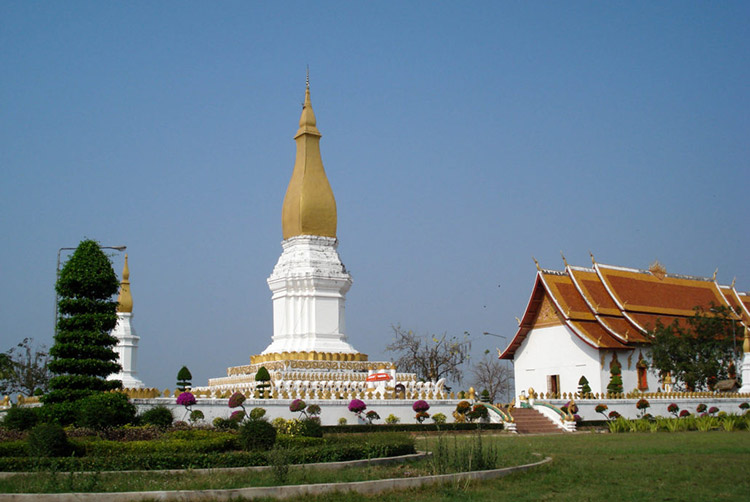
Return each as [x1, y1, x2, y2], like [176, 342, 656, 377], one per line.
[513, 325, 602, 399]
[133, 398, 463, 426]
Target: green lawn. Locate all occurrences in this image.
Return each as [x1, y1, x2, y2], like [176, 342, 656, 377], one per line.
[3, 431, 749, 501]
[291, 431, 750, 502]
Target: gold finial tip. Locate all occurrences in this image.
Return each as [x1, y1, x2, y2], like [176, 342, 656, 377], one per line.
[589, 251, 596, 265]
[532, 256, 541, 271]
[712, 268, 718, 281]
[560, 251, 568, 267]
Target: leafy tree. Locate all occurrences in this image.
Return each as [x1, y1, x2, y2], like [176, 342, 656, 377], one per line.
[176, 366, 192, 391]
[471, 353, 514, 403]
[0, 338, 51, 396]
[607, 359, 623, 395]
[44, 239, 122, 406]
[578, 376, 592, 396]
[649, 306, 742, 391]
[386, 325, 471, 385]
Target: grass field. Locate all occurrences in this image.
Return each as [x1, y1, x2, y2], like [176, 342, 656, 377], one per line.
[288, 431, 750, 502]
[3, 431, 749, 501]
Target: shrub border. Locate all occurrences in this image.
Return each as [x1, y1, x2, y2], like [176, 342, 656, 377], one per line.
[322, 423, 504, 433]
[0, 455, 552, 501]
[0, 451, 430, 479]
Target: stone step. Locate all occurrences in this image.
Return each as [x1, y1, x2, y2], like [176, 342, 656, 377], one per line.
[504, 407, 563, 434]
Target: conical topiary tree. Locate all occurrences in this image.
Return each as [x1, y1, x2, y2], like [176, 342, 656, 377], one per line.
[45, 240, 122, 409]
[255, 366, 271, 398]
[578, 376, 592, 396]
[176, 366, 192, 391]
[607, 360, 623, 395]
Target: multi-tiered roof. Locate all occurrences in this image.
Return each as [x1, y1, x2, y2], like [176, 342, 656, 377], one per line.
[500, 257, 750, 359]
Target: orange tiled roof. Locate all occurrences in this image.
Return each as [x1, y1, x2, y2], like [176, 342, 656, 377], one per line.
[595, 264, 730, 316]
[500, 259, 747, 360]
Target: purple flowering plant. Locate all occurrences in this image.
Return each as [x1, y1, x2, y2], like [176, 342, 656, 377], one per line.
[176, 391, 197, 421]
[412, 400, 430, 413]
[708, 406, 719, 415]
[348, 399, 367, 421]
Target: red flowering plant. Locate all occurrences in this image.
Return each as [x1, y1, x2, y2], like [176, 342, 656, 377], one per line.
[679, 409, 690, 418]
[176, 391, 197, 421]
[667, 403, 680, 418]
[696, 403, 707, 413]
[365, 410, 380, 424]
[636, 398, 650, 419]
[739, 402, 749, 415]
[289, 399, 307, 418]
[348, 399, 367, 421]
[608, 410, 621, 419]
[708, 406, 719, 415]
[412, 400, 431, 423]
[595, 403, 610, 420]
[228, 392, 247, 421]
[467, 403, 489, 423]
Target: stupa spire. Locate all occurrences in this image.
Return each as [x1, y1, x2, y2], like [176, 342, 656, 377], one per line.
[117, 254, 133, 313]
[281, 77, 337, 239]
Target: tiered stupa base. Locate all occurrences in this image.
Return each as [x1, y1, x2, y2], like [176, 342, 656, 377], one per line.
[204, 351, 446, 400]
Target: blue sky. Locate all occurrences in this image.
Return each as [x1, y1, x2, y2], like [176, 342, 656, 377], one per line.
[2, 1, 748, 391]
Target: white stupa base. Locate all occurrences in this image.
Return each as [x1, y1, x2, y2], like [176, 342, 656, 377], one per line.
[264, 235, 357, 356]
[109, 312, 145, 389]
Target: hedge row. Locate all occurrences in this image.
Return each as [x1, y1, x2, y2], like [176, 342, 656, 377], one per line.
[322, 423, 504, 433]
[0, 433, 415, 472]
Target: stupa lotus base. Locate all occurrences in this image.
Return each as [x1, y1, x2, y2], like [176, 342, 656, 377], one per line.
[202, 352, 446, 400]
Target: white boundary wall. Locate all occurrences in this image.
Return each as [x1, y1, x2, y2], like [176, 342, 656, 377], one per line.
[544, 397, 750, 421]
[133, 398, 462, 426]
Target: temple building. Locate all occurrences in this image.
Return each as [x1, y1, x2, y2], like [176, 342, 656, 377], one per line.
[109, 255, 144, 388]
[500, 256, 750, 398]
[204, 82, 441, 399]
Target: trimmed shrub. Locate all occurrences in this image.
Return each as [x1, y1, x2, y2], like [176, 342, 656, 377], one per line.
[139, 406, 174, 428]
[213, 417, 239, 430]
[76, 392, 137, 429]
[432, 412, 447, 425]
[37, 402, 78, 425]
[2, 406, 39, 430]
[239, 419, 277, 450]
[300, 418, 323, 438]
[27, 423, 72, 457]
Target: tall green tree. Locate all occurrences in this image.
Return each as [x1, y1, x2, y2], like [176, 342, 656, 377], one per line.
[44, 239, 122, 405]
[649, 305, 741, 391]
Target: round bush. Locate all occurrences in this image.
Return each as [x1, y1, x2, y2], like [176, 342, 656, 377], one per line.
[37, 401, 78, 425]
[27, 423, 72, 457]
[76, 392, 137, 429]
[300, 417, 323, 438]
[139, 406, 174, 428]
[239, 419, 277, 450]
[2, 406, 39, 431]
[213, 417, 239, 431]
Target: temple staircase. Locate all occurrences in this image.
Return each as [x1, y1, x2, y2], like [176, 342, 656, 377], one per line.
[509, 407, 564, 434]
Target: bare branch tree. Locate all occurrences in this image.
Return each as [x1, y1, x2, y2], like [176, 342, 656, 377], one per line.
[471, 353, 514, 403]
[1, 338, 51, 396]
[385, 325, 471, 385]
